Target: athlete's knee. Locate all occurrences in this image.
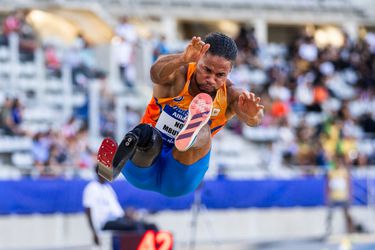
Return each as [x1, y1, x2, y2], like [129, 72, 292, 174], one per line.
[130, 123, 163, 167]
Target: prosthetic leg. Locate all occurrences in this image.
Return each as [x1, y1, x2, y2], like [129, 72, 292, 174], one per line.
[97, 124, 162, 181]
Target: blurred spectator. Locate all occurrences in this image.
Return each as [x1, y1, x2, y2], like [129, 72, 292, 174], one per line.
[115, 16, 138, 44]
[18, 11, 37, 62]
[75, 127, 95, 170]
[325, 154, 354, 235]
[65, 33, 105, 91]
[270, 98, 290, 119]
[2, 10, 38, 62]
[62, 116, 80, 139]
[295, 120, 317, 166]
[114, 17, 138, 90]
[0, 97, 23, 135]
[44, 44, 61, 78]
[268, 80, 291, 103]
[229, 53, 252, 90]
[32, 131, 52, 175]
[298, 36, 318, 62]
[99, 81, 116, 138]
[11, 98, 23, 127]
[235, 25, 259, 57]
[365, 32, 375, 54]
[46, 144, 66, 175]
[114, 36, 136, 89]
[0, 97, 15, 135]
[277, 117, 297, 166]
[1, 10, 22, 45]
[153, 34, 170, 62]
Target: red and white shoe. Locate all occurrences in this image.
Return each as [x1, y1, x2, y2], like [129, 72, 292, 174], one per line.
[97, 137, 118, 181]
[175, 93, 213, 151]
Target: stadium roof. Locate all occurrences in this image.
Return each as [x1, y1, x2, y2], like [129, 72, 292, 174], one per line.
[1, 0, 375, 24]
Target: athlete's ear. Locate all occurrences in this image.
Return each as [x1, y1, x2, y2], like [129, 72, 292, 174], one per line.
[199, 43, 210, 58]
[230, 60, 235, 69]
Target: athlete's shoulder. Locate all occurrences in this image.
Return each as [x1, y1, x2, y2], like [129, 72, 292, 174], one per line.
[153, 65, 189, 98]
[225, 78, 235, 90]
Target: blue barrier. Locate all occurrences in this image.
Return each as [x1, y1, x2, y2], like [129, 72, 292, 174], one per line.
[0, 177, 372, 214]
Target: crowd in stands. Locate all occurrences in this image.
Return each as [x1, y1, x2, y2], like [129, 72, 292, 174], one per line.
[0, 10, 103, 177]
[30, 117, 95, 176]
[0, 11, 149, 177]
[230, 25, 375, 170]
[1, 10, 375, 177]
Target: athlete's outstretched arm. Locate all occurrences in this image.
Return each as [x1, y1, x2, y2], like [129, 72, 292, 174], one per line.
[229, 88, 264, 127]
[150, 36, 210, 85]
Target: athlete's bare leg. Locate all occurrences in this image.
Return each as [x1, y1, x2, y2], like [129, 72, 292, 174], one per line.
[173, 124, 211, 165]
[173, 93, 212, 165]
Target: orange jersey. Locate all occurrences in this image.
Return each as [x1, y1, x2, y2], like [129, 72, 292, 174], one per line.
[141, 63, 228, 146]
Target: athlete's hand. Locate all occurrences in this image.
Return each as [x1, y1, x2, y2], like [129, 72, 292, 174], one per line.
[237, 91, 264, 122]
[182, 36, 210, 63]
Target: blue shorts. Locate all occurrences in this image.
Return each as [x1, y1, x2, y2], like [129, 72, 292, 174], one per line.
[121, 145, 210, 197]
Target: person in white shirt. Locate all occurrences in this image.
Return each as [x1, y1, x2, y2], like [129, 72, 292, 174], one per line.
[114, 16, 138, 89]
[83, 166, 158, 246]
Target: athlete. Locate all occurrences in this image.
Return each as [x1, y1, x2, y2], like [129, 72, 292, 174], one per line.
[97, 32, 264, 197]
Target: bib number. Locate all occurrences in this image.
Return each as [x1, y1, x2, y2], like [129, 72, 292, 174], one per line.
[155, 105, 187, 145]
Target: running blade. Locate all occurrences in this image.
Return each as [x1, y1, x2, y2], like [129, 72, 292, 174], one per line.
[97, 134, 139, 181]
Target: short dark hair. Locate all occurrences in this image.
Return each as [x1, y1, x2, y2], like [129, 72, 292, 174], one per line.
[203, 32, 238, 62]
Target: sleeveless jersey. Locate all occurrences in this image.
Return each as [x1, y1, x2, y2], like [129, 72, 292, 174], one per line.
[141, 63, 228, 147]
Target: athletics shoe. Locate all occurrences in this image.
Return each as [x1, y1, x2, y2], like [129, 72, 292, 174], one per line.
[175, 93, 213, 151]
[97, 133, 138, 181]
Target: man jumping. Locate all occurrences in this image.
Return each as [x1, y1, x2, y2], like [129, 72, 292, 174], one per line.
[98, 32, 264, 197]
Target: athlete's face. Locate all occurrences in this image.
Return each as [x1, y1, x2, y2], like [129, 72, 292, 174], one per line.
[194, 53, 232, 96]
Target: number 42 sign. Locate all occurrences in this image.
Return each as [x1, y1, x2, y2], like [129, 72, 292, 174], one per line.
[137, 230, 173, 250]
